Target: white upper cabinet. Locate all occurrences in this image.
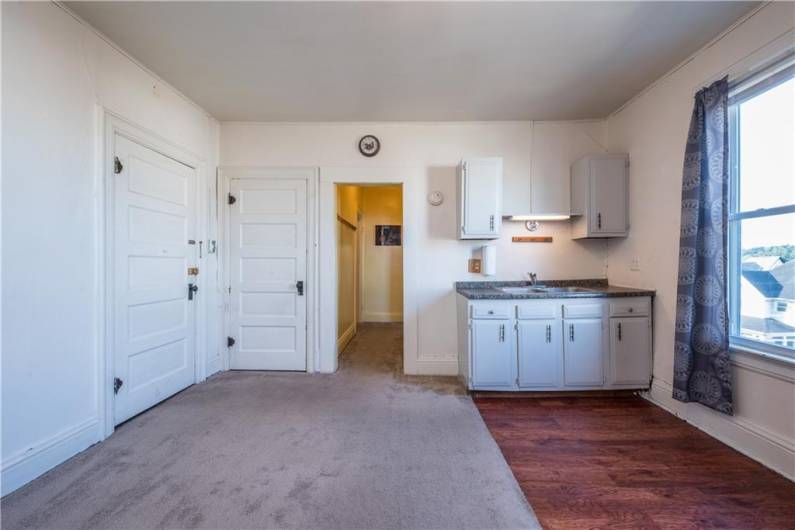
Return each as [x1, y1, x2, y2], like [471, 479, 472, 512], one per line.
[570, 153, 629, 239]
[458, 158, 502, 239]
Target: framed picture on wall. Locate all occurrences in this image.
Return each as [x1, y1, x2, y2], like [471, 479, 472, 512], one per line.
[375, 225, 401, 246]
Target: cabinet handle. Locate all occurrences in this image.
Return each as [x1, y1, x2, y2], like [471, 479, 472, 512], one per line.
[489, 215, 495, 231]
[499, 324, 505, 342]
[597, 213, 602, 229]
[618, 322, 622, 341]
[546, 324, 551, 343]
[569, 324, 574, 342]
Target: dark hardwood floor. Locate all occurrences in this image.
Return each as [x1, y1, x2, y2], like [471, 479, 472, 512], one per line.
[474, 396, 795, 530]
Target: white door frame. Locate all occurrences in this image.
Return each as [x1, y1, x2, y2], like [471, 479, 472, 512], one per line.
[99, 111, 210, 438]
[218, 167, 319, 373]
[319, 167, 419, 375]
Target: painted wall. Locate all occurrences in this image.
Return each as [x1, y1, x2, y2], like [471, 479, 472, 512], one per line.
[360, 186, 403, 323]
[605, 2, 795, 478]
[1, 3, 219, 494]
[336, 185, 360, 350]
[221, 121, 609, 374]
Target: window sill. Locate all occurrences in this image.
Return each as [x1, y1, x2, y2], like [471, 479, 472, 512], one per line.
[729, 344, 795, 383]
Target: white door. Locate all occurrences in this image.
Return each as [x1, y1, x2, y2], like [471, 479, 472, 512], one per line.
[609, 317, 651, 386]
[563, 318, 604, 387]
[590, 157, 627, 234]
[471, 319, 515, 388]
[229, 178, 307, 371]
[517, 319, 562, 388]
[113, 134, 197, 425]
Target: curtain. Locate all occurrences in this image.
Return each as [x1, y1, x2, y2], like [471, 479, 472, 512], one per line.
[673, 77, 733, 415]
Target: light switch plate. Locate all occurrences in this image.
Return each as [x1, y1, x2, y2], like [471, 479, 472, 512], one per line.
[630, 257, 641, 271]
[468, 259, 482, 273]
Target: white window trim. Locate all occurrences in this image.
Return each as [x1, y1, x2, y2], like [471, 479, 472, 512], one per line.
[727, 53, 795, 364]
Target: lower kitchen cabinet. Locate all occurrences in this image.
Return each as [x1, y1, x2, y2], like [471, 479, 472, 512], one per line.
[563, 318, 604, 387]
[517, 319, 562, 388]
[609, 316, 652, 386]
[470, 319, 516, 389]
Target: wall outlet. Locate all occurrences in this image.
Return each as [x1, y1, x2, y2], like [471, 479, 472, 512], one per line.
[468, 259, 482, 273]
[630, 257, 641, 271]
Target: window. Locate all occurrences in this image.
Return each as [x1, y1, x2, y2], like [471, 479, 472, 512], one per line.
[728, 54, 795, 360]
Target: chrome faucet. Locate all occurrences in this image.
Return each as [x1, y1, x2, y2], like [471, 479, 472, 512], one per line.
[527, 272, 538, 286]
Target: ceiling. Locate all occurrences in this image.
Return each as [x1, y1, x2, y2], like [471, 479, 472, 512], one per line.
[66, 1, 758, 122]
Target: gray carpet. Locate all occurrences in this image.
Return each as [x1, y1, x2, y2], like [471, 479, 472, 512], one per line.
[1, 323, 539, 529]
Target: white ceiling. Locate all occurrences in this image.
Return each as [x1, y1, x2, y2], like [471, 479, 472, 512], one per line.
[66, 1, 758, 122]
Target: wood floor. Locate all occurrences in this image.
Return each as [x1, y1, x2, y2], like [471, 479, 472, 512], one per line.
[474, 396, 795, 530]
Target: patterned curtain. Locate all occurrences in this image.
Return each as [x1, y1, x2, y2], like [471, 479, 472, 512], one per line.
[673, 77, 733, 415]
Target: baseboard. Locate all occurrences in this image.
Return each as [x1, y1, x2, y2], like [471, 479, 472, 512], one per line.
[415, 358, 459, 376]
[1, 418, 101, 496]
[206, 356, 222, 377]
[644, 379, 794, 480]
[337, 323, 356, 353]
[360, 311, 402, 323]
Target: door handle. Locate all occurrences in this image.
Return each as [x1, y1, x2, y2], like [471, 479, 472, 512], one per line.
[296, 281, 304, 296]
[188, 283, 198, 301]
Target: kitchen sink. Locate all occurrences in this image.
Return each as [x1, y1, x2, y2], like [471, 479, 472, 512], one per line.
[498, 285, 594, 294]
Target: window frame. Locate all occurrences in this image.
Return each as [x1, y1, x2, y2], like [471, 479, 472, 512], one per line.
[727, 54, 795, 362]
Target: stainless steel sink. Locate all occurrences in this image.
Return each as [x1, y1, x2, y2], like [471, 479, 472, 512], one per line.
[498, 285, 594, 294]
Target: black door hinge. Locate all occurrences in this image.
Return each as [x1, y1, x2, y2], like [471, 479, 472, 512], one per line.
[114, 157, 123, 174]
[113, 377, 123, 394]
[227, 336, 236, 348]
[228, 194, 236, 205]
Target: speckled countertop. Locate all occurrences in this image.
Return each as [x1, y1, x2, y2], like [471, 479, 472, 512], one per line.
[455, 279, 655, 300]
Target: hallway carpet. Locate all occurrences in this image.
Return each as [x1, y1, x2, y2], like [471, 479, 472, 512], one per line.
[2, 324, 538, 529]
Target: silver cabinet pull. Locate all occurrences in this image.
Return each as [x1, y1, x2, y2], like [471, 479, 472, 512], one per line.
[597, 212, 602, 229]
[489, 215, 495, 231]
[618, 322, 622, 341]
[545, 324, 551, 343]
[499, 324, 505, 342]
[569, 324, 575, 341]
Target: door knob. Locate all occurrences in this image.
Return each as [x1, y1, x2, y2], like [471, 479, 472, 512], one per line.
[188, 283, 198, 301]
[296, 281, 304, 296]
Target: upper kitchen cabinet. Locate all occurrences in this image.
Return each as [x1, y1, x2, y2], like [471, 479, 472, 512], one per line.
[570, 153, 629, 239]
[457, 158, 502, 239]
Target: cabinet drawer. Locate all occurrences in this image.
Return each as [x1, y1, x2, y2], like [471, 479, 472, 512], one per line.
[609, 297, 650, 317]
[471, 303, 513, 319]
[562, 302, 604, 319]
[517, 302, 558, 320]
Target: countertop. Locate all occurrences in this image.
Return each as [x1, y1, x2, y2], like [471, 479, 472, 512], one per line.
[455, 279, 655, 300]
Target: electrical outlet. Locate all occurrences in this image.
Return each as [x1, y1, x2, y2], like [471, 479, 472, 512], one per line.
[630, 257, 641, 271]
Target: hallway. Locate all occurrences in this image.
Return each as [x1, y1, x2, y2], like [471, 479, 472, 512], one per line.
[1, 324, 538, 529]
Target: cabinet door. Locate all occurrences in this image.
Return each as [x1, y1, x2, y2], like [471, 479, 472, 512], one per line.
[563, 318, 604, 386]
[590, 157, 627, 235]
[462, 159, 501, 237]
[518, 319, 561, 388]
[610, 317, 651, 386]
[471, 319, 515, 388]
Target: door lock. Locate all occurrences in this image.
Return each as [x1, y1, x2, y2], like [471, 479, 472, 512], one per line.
[296, 281, 304, 296]
[188, 283, 198, 300]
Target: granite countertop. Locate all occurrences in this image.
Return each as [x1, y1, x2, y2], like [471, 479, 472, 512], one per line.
[455, 279, 655, 300]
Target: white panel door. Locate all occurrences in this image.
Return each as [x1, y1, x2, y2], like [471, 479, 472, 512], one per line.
[471, 319, 515, 388]
[230, 178, 307, 371]
[590, 157, 628, 234]
[563, 318, 604, 387]
[609, 317, 652, 386]
[114, 135, 196, 425]
[517, 319, 562, 388]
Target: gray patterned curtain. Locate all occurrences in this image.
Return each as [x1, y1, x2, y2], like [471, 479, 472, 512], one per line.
[673, 77, 733, 415]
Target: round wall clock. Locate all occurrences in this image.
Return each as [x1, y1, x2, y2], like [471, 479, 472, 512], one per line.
[427, 191, 444, 206]
[358, 135, 380, 157]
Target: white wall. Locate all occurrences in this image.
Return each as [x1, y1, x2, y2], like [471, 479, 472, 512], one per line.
[360, 186, 403, 323]
[221, 121, 609, 374]
[1, 3, 219, 494]
[605, 2, 795, 478]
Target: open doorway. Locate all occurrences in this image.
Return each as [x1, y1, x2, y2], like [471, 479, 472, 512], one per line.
[336, 184, 403, 369]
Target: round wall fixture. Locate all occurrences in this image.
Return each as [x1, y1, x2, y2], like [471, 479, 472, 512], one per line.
[358, 135, 380, 157]
[427, 191, 444, 206]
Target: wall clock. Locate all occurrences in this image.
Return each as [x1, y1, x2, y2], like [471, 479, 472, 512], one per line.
[358, 135, 380, 157]
[427, 191, 444, 206]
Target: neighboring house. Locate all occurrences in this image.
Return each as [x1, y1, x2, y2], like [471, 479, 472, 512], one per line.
[742, 256, 784, 271]
[741, 259, 795, 347]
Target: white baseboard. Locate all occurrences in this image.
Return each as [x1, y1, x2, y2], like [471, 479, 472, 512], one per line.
[337, 323, 356, 353]
[644, 379, 794, 480]
[360, 311, 402, 323]
[1, 418, 101, 496]
[415, 358, 459, 376]
[206, 356, 222, 377]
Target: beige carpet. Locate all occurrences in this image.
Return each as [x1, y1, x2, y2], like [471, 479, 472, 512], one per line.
[1, 323, 539, 529]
